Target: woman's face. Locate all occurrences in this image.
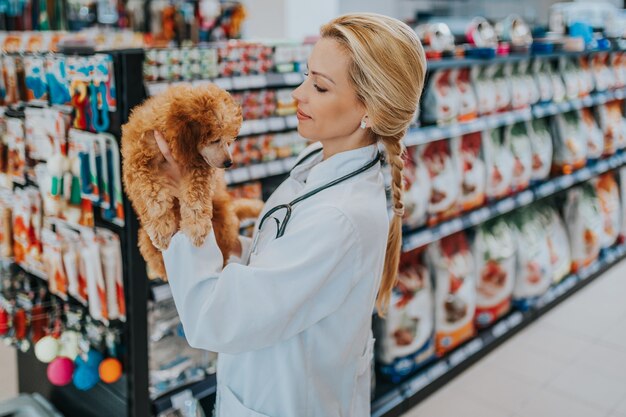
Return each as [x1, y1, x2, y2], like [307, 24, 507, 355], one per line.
[291, 38, 366, 142]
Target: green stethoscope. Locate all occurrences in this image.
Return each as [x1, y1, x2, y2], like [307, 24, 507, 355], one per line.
[255, 148, 382, 242]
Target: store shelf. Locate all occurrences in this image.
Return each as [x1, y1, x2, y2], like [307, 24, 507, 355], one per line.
[238, 114, 298, 137]
[371, 242, 626, 417]
[225, 156, 298, 184]
[406, 87, 626, 147]
[152, 373, 217, 415]
[145, 72, 305, 96]
[402, 151, 626, 252]
[425, 48, 621, 72]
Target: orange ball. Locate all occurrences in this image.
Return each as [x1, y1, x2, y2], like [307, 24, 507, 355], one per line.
[99, 358, 122, 384]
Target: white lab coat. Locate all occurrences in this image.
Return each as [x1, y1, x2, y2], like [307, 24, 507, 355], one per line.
[162, 142, 389, 417]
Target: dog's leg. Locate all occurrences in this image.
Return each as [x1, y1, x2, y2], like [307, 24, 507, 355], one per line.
[179, 167, 215, 247]
[231, 198, 265, 220]
[138, 226, 167, 280]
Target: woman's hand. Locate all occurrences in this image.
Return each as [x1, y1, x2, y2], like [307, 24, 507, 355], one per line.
[154, 131, 183, 198]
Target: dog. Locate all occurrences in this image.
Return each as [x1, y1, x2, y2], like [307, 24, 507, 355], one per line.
[121, 83, 263, 279]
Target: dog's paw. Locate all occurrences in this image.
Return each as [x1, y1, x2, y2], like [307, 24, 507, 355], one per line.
[146, 228, 173, 251]
[184, 226, 211, 247]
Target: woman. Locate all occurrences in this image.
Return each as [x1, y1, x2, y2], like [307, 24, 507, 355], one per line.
[157, 13, 426, 417]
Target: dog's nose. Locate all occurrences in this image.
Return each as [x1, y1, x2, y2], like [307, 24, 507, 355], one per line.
[223, 160, 233, 168]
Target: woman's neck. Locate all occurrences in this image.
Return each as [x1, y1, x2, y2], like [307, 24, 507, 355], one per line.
[320, 130, 376, 160]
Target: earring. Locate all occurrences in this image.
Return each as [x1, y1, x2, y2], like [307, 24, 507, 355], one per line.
[360, 118, 367, 129]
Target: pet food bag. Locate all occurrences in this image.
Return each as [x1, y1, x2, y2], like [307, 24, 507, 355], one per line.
[454, 133, 486, 211]
[472, 65, 497, 116]
[548, 63, 566, 103]
[560, 58, 580, 101]
[428, 232, 476, 356]
[506, 122, 533, 192]
[419, 140, 461, 224]
[564, 183, 603, 272]
[402, 147, 431, 229]
[551, 111, 587, 175]
[579, 108, 605, 160]
[493, 64, 512, 113]
[472, 219, 516, 328]
[596, 102, 626, 153]
[510, 61, 533, 109]
[509, 209, 553, 310]
[421, 69, 460, 125]
[619, 166, 626, 238]
[375, 249, 435, 382]
[455, 68, 478, 122]
[528, 118, 553, 182]
[533, 59, 553, 103]
[483, 128, 514, 199]
[538, 204, 572, 284]
[595, 173, 621, 249]
[578, 56, 595, 96]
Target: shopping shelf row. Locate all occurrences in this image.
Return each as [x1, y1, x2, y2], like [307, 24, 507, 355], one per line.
[402, 150, 626, 252]
[223, 87, 626, 185]
[145, 72, 305, 97]
[371, 241, 626, 417]
[405, 87, 626, 146]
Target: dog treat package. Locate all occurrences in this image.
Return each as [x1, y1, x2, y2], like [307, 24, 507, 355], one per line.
[579, 108, 605, 161]
[453, 133, 486, 211]
[548, 62, 566, 103]
[427, 232, 476, 356]
[591, 53, 612, 92]
[528, 119, 553, 182]
[419, 139, 461, 224]
[402, 147, 431, 229]
[374, 248, 435, 382]
[42, 228, 69, 301]
[472, 219, 516, 328]
[421, 69, 460, 125]
[594, 173, 621, 250]
[5, 116, 26, 185]
[533, 59, 554, 104]
[560, 57, 580, 101]
[0, 189, 13, 258]
[564, 183, 603, 272]
[578, 56, 595, 96]
[455, 68, 478, 122]
[537, 204, 572, 284]
[551, 111, 587, 175]
[612, 53, 626, 88]
[596, 102, 626, 154]
[510, 61, 531, 110]
[506, 122, 533, 192]
[482, 128, 514, 200]
[471, 65, 497, 116]
[509, 209, 553, 310]
[522, 59, 540, 106]
[493, 64, 512, 113]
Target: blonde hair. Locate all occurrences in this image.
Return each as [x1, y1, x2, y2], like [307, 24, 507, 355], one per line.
[320, 13, 426, 315]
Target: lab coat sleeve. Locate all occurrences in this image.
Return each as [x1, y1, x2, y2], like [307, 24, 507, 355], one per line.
[226, 235, 253, 265]
[162, 206, 360, 354]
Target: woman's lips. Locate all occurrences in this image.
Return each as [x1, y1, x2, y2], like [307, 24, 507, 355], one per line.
[296, 109, 312, 120]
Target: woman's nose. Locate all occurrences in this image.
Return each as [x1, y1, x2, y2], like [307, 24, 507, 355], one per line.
[291, 82, 306, 103]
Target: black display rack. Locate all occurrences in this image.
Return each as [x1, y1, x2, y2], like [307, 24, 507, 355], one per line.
[11, 46, 626, 417]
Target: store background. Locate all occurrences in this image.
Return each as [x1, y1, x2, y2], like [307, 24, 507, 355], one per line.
[0, 0, 625, 416]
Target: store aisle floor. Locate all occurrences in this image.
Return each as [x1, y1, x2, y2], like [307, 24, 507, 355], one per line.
[401, 258, 626, 417]
[0, 342, 18, 401]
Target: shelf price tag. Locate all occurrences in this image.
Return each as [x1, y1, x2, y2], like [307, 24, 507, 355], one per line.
[516, 190, 534, 206]
[506, 311, 523, 329]
[171, 389, 194, 411]
[266, 160, 284, 176]
[212, 78, 233, 90]
[146, 82, 169, 97]
[404, 229, 434, 251]
[283, 72, 304, 85]
[249, 164, 268, 180]
[496, 197, 516, 214]
[267, 117, 286, 131]
[247, 75, 267, 89]
[426, 362, 449, 381]
[231, 76, 251, 90]
[448, 349, 468, 367]
[230, 168, 250, 184]
[286, 115, 299, 129]
[406, 373, 430, 396]
[464, 338, 484, 355]
[239, 120, 253, 136]
[491, 321, 509, 338]
[537, 181, 556, 197]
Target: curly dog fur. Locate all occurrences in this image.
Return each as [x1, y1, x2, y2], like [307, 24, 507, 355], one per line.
[122, 83, 263, 279]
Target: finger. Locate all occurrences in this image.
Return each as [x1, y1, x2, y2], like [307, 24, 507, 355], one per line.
[154, 131, 177, 166]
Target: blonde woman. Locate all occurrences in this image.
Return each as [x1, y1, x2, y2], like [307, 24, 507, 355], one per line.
[156, 13, 426, 417]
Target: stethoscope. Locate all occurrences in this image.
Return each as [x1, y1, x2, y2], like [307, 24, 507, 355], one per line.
[253, 147, 382, 246]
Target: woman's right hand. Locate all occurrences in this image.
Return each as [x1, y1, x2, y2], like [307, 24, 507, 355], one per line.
[154, 130, 183, 198]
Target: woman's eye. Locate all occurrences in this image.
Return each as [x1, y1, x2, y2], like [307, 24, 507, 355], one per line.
[303, 71, 309, 77]
[314, 84, 328, 93]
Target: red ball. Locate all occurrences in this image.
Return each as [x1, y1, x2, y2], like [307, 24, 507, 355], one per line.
[47, 357, 75, 386]
[99, 358, 122, 384]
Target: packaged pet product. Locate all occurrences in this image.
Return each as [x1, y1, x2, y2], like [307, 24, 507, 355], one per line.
[454, 133, 486, 211]
[564, 183, 603, 272]
[402, 147, 431, 229]
[521, 59, 540, 106]
[594, 173, 621, 250]
[419, 140, 461, 225]
[611, 53, 626, 88]
[596, 102, 626, 153]
[538, 204, 572, 283]
[42, 228, 68, 301]
[455, 68, 478, 122]
[506, 122, 533, 192]
[428, 232, 476, 356]
[493, 63, 512, 112]
[560, 57, 580, 101]
[472, 219, 516, 328]
[421, 69, 460, 125]
[509, 209, 553, 310]
[528, 119, 553, 182]
[591, 53, 613, 92]
[375, 248, 435, 382]
[482, 128, 514, 200]
[579, 108, 605, 160]
[578, 56, 595, 96]
[532, 59, 553, 104]
[472, 65, 497, 116]
[0, 189, 13, 258]
[548, 62, 566, 103]
[551, 111, 587, 175]
[619, 167, 626, 239]
[510, 62, 531, 109]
